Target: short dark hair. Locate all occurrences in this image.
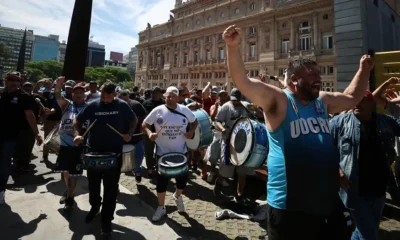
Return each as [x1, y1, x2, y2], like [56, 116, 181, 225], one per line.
[89, 81, 97, 85]
[132, 86, 139, 92]
[101, 82, 116, 94]
[286, 58, 317, 77]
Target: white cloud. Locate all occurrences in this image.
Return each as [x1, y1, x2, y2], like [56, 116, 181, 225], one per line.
[0, 0, 175, 59]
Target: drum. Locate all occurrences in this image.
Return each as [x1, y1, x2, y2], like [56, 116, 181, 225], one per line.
[186, 109, 213, 150]
[158, 153, 188, 178]
[121, 144, 136, 173]
[81, 152, 118, 170]
[229, 118, 269, 168]
[44, 124, 61, 154]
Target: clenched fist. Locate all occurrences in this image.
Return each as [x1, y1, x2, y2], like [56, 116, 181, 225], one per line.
[223, 25, 241, 47]
[359, 55, 375, 72]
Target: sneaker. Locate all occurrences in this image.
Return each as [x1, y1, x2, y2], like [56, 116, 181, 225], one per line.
[152, 206, 166, 222]
[207, 172, 215, 183]
[173, 193, 185, 213]
[134, 172, 142, 184]
[85, 207, 100, 223]
[0, 191, 5, 204]
[59, 191, 67, 204]
[64, 197, 75, 210]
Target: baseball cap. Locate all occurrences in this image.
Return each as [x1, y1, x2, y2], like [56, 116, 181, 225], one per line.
[152, 86, 162, 93]
[39, 87, 52, 93]
[65, 80, 76, 89]
[211, 86, 220, 94]
[164, 86, 179, 96]
[73, 83, 85, 91]
[218, 90, 228, 96]
[23, 82, 33, 87]
[230, 88, 242, 101]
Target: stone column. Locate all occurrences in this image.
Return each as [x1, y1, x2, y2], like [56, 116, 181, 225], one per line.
[290, 18, 295, 51]
[258, 23, 263, 57]
[313, 12, 319, 50]
[273, 21, 278, 54]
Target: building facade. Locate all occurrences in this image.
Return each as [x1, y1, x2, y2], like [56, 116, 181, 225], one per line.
[104, 59, 128, 70]
[126, 47, 138, 79]
[0, 25, 34, 71]
[110, 51, 123, 62]
[58, 41, 67, 62]
[334, 0, 400, 91]
[135, 0, 336, 92]
[32, 34, 60, 62]
[86, 41, 106, 67]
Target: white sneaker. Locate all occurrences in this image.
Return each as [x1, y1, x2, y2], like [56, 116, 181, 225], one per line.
[207, 172, 215, 183]
[173, 193, 185, 213]
[152, 206, 166, 222]
[0, 191, 5, 204]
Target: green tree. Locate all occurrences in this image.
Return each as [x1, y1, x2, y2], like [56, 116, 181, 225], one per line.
[0, 42, 12, 60]
[120, 81, 135, 89]
[24, 67, 47, 82]
[25, 61, 63, 80]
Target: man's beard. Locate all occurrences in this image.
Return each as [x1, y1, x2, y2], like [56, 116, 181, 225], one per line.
[299, 85, 318, 101]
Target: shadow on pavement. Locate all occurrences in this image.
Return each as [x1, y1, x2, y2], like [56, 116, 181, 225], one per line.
[0, 204, 47, 240]
[380, 229, 400, 240]
[173, 212, 229, 240]
[8, 169, 54, 194]
[57, 205, 146, 240]
[46, 176, 89, 198]
[115, 191, 156, 222]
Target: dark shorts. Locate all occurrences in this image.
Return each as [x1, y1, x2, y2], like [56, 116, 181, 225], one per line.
[54, 146, 84, 176]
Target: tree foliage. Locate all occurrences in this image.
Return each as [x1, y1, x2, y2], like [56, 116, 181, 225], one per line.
[22, 61, 133, 85]
[0, 43, 12, 60]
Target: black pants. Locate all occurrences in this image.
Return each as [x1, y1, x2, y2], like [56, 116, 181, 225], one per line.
[143, 135, 156, 170]
[14, 129, 35, 168]
[87, 168, 121, 224]
[156, 172, 188, 193]
[266, 204, 351, 240]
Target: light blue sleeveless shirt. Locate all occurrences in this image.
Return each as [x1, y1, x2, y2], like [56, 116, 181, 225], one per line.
[59, 103, 86, 147]
[266, 89, 339, 216]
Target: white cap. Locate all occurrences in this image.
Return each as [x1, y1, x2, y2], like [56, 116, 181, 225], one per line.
[164, 86, 179, 96]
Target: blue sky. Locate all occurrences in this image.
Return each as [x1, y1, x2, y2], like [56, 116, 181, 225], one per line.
[0, 0, 178, 59]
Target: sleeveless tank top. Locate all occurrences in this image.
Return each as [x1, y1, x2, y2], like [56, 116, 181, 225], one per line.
[59, 103, 86, 147]
[266, 89, 339, 216]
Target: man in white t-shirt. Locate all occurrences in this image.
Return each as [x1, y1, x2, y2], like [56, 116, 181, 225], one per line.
[142, 86, 198, 222]
[85, 81, 101, 102]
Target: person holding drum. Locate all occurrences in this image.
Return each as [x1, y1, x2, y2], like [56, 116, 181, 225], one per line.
[142, 86, 198, 222]
[223, 25, 374, 240]
[203, 90, 229, 183]
[118, 90, 147, 183]
[73, 82, 137, 235]
[53, 77, 86, 210]
[214, 88, 255, 203]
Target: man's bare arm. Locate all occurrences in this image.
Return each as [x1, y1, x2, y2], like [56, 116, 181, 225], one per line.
[54, 82, 69, 111]
[202, 82, 211, 99]
[128, 116, 138, 136]
[25, 110, 40, 137]
[142, 122, 153, 136]
[320, 55, 374, 114]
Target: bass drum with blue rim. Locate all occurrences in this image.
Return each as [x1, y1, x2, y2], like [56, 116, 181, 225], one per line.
[229, 118, 269, 168]
[186, 109, 213, 150]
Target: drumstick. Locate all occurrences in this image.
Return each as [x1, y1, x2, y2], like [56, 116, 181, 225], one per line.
[131, 132, 144, 137]
[156, 121, 169, 136]
[106, 123, 124, 138]
[82, 119, 97, 137]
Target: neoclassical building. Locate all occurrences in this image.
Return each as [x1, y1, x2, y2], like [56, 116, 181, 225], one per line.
[135, 0, 336, 92]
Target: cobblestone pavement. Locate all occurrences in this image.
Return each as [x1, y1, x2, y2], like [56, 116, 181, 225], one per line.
[120, 162, 400, 240]
[120, 165, 268, 240]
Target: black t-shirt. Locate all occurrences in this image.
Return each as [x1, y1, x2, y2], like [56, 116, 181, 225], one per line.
[142, 99, 165, 113]
[77, 98, 135, 153]
[0, 89, 35, 140]
[31, 93, 46, 121]
[358, 120, 388, 197]
[44, 92, 63, 121]
[126, 99, 147, 143]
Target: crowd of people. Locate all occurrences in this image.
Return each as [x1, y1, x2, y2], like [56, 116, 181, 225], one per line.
[0, 24, 399, 240]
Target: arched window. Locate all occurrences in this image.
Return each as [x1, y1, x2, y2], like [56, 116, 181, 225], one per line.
[299, 21, 311, 51]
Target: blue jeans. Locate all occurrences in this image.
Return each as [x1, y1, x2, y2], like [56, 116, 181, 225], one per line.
[134, 140, 144, 174]
[0, 140, 17, 192]
[350, 196, 386, 240]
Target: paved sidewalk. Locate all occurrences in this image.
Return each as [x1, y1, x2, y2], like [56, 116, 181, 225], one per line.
[0, 142, 180, 240]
